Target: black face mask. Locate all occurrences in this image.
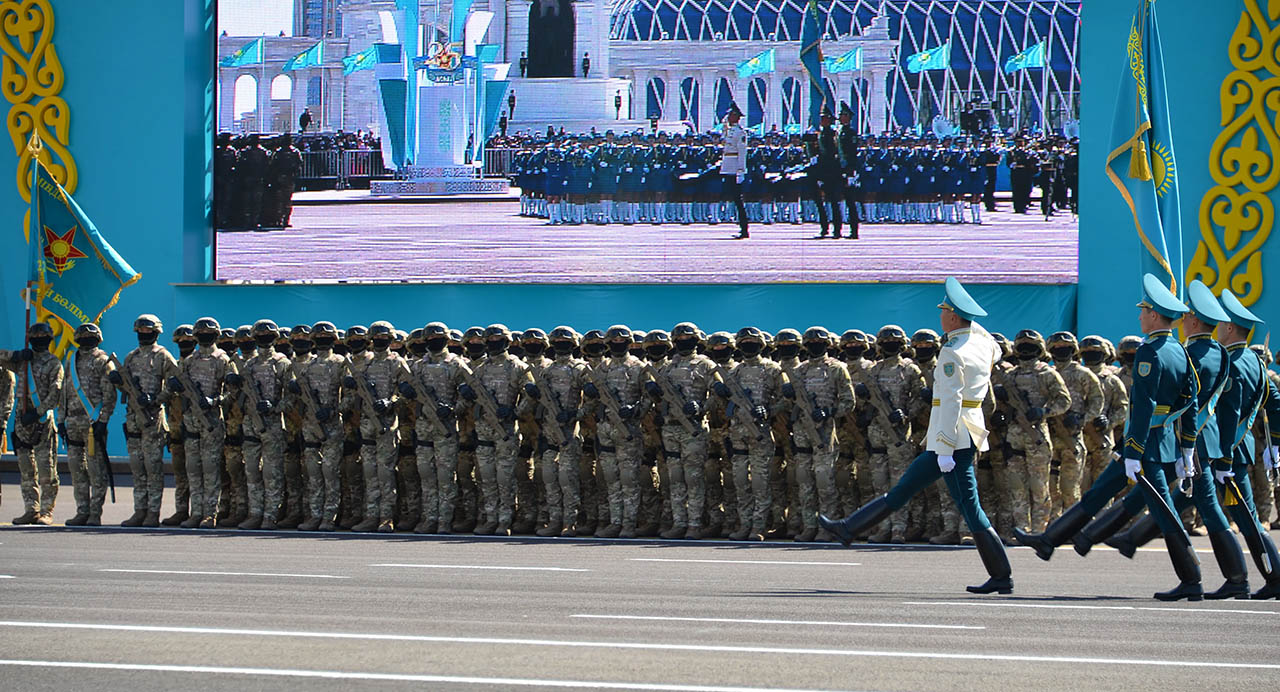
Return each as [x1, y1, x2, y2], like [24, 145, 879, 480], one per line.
[276, 343, 294, 357]
[1081, 351, 1105, 366]
[608, 341, 630, 356]
[842, 346, 867, 360]
[879, 342, 903, 356]
[674, 339, 698, 354]
[552, 341, 574, 356]
[465, 343, 486, 357]
[313, 336, 335, 350]
[709, 348, 732, 363]
[739, 342, 763, 357]
[1015, 345, 1040, 360]
[333, 344, 349, 356]
[486, 340, 507, 355]
[425, 337, 447, 353]
[410, 343, 428, 356]
[914, 346, 937, 361]
[237, 343, 254, 356]
[178, 343, 196, 357]
[29, 336, 52, 351]
[137, 333, 158, 346]
[447, 344, 463, 355]
[1050, 348, 1074, 362]
[196, 334, 217, 347]
[645, 345, 668, 359]
[1119, 353, 1135, 367]
[76, 337, 101, 350]
[292, 340, 312, 355]
[806, 343, 827, 357]
[371, 338, 391, 351]
[348, 339, 368, 354]
[255, 335, 276, 347]
[582, 344, 607, 357]
[524, 343, 545, 356]
[776, 344, 800, 359]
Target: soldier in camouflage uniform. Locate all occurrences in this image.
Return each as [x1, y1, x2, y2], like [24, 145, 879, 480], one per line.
[289, 321, 346, 531]
[859, 325, 927, 543]
[1250, 344, 1279, 527]
[517, 328, 552, 533]
[771, 329, 802, 537]
[115, 316, 174, 527]
[1079, 336, 1127, 493]
[400, 322, 471, 534]
[166, 317, 236, 528]
[525, 326, 589, 536]
[638, 330, 669, 537]
[236, 320, 292, 530]
[712, 327, 787, 541]
[704, 332, 738, 535]
[981, 332, 1015, 538]
[576, 329, 608, 535]
[338, 325, 370, 529]
[162, 325, 196, 525]
[585, 325, 649, 537]
[278, 325, 312, 528]
[454, 327, 487, 533]
[59, 323, 118, 526]
[1045, 332, 1103, 520]
[0, 366, 12, 508]
[345, 321, 404, 532]
[837, 330, 875, 516]
[2, 322, 64, 524]
[463, 324, 528, 535]
[788, 327, 856, 541]
[645, 322, 715, 539]
[392, 328, 422, 532]
[995, 330, 1070, 532]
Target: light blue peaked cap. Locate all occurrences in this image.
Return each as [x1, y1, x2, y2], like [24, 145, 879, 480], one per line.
[938, 277, 987, 321]
[1220, 289, 1263, 330]
[1136, 273, 1189, 319]
[1186, 280, 1230, 325]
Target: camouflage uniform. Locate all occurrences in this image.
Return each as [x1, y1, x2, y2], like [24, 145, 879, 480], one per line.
[403, 323, 471, 533]
[704, 336, 738, 535]
[117, 317, 175, 526]
[167, 317, 236, 528]
[238, 320, 292, 528]
[996, 330, 1070, 532]
[516, 329, 551, 533]
[589, 325, 650, 537]
[981, 333, 1015, 538]
[392, 329, 422, 531]
[712, 327, 786, 541]
[220, 328, 252, 525]
[1045, 332, 1103, 519]
[648, 324, 715, 538]
[837, 331, 875, 516]
[339, 327, 370, 529]
[60, 324, 118, 525]
[278, 328, 308, 527]
[527, 327, 589, 536]
[790, 327, 856, 540]
[576, 331, 608, 534]
[0, 368, 13, 506]
[466, 324, 528, 534]
[289, 322, 347, 531]
[345, 321, 405, 532]
[772, 330, 802, 537]
[1250, 345, 1279, 526]
[861, 326, 927, 543]
[455, 328, 486, 532]
[162, 326, 196, 525]
[2, 322, 64, 524]
[636, 331, 667, 536]
[1080, 336, 1128, 493]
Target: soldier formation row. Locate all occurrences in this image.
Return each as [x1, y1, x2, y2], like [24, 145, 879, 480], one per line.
[213, 133, 303, 232]
[3, 317, 1277, 542]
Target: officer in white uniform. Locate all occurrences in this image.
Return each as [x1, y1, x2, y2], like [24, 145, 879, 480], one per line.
[720, 102, 750, 239]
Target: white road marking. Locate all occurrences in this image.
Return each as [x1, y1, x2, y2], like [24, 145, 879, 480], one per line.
[903, 601, 1280, 616]
[370, 563, 590, 572]
[629, 558, 861, 567]
[1, 621, 1276, 670]
[98, 569, 348, 580]
[0, 660, 846, 692]
[570, 614, 984, 630]
[0, 576, 13, 579]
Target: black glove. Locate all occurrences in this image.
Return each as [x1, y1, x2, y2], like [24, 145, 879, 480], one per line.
[1063, 411, 1083, 431]
[436, 403, 454, 420]
[136, 392, 154, 409]
[20, 409, 38, 426]
[343, 375, 358, 389]
[496, 404, 515, 422]
[653, 413, 665, 427]
[167, 376, 184, 393]
[582, 382, 599, 399]
[854, 382, 870, 399]
[993, 384, 1008, 402]
[16, 348, 33, 362]
[619, 404, 637, 420]
[889, 408, 906, 425]
[459, 383, 477, 400]
[56, 421, 67, 439]
[644, 380, 662, 399]
[523, 382, 541, 399]
[257, 400, 273, 414]
[712, 381, 731, 399]
[991, 410, 1008, 428]
[287, 380, 301, 395]
[316, 406, 332, 422]
[372, 398, 389, 414]
[198, 396, 214, 410]
[224, 372, 243, 387]
[108, 370, 123, 385]
[781, 382, 796, 399]
[91, 421, 108, 440]
[856, 409, 874, 428]
[811, 406, 830, 424]
[725, 401, 737, 420]
[920, 387, 933, 401]
[555, 408, 574, 424]
[1027, 407, 1045, 424]
[752, 405, 769, 421]
[683, 400, 702, 417]
[1093, 414, 1110, 430]
[398, 381, 417, 399]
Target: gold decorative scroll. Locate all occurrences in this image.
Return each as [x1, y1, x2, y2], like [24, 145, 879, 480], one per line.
[0, 0, 73, 202]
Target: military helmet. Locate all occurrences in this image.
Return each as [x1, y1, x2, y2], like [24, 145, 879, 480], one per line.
[876, 325, 907, 343]
[1079, 335, 1107, 362]
[312, 321, 337, 336]
[291, 324, 312, 337]
[735, 326, 765, 345]
[1014, 329, 1046, 356]
[369, 320, 395, 337]
[991, 332, 1012, 359]
[251, 319, 279, 337]
[1118, 335, 1142, 354]
[1250, 343, 1273, 366]
[510, 330, 524, 343]
[424, 322, 449, 337]
[549, 325, 579, 344]
[522, 327, 548, 344]
[840, 329, 870, 346]
[605, 325, 632, 342]
[448, 329, 463, 342]
[133, 314, 163, 333]
[74, 322, 102, 340]
[911, 328, 940, 346]
[337, 329, 347, 340]
[643, 329, 670, 345]
[193, 317, 221, 334]
[803, 326, 832, 344]
[463, 326, 486, 342]
[672, 322, 700, 339]
[225, 328, 242, 341]
[582, 329, 606, 346]
[1047, 331, 1079, 357]
[172, 324, 195, 341]
[631, 329, 646, 343]
[774, 328, 802, 344]
[484, 324, 512, 341]
[346, 325, 368, 338]
[408, 328, 425, 343]
[707, 331, 734, 348]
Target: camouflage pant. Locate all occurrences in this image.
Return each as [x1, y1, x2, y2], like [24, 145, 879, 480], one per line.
[661, 425, 707, 530]
[836, 429, 870, 515]
[597, 421, 643, 529]
[397, 442, 422, 524]
[65, 418, 109, 517]
[222, 434, 247, 518]
[184, 426, 225, 520]
[14, 421, 57, 514]
[340, 432, 364, 524]
[1050, 433, 1085, 519]
[1251, 458, 1275, 526]
[704, 432, 734, 530]
[358, 421, 399, 522]
[303, 419, 344, 525]
[415, 424, 459, 530]
[792, 424, 840, 530]
[869, 437, 915, 539]
[729, 427, 774, 533]
[169, 431, 189, 515]
[476, 421, 519, 527]
[123, 416, 165, 515]
[977, 451, 1007, 536]
[1082, 446, 1112, 498]
[540, 437, 582, 527]
[244, 422, 286, 520]
[455, 438, 478, 527]
[284, 435, 304, 519]
[1005, 443, 1052, 532]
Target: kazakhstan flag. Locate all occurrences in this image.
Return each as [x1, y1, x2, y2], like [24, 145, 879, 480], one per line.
[283, 41, 325, 72]
[220, 38, 263, 68]
[736, 49, 776, 80]
[1105, 0, 1182, 293]
[800, 0, 831, 128]
[343, 46, 378, 75]
[28, 152, 139, 338]
[907, 41, 950, 73]
[824, 47, 863, 74]
[1004, 41, 1046, 73]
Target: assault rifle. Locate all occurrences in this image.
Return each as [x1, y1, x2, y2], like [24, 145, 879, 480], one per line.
[397, 361, 452, 439]
[458, 367, 511, 442]
[526, 368, 569, 448]
[586, 367, 641, 441]
[710, 364, 768, 441]
[640, 363, 700, 437]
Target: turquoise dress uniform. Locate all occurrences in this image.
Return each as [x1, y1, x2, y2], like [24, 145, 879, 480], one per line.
[1015, 274, 1205, 601]
[821, 278, 1012, 595]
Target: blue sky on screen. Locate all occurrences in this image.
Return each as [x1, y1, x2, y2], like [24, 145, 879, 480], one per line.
[220, 0, 292, 37]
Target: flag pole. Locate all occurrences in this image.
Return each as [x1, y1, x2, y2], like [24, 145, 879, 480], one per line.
[1040, 39, 1050, 131]
[24, 133, 41, 425]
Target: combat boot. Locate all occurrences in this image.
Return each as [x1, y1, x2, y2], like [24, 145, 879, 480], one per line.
[65, 513, 89, 527]
[637, 521, 660, 537]
[413, 519, 437, 535]
[198, 515, 216, 529]
[142, 512, 160, 528]
[352, 517, 379, 533]
[1154, 534, 1203, 602]
[696, 526, 721, 540]
[453, 516, 477, 533]
[180, 515, 202, 529]
[867, 527, 892, 544]
[618, 525, 637, 539]
[1204, 530, 1249, 600]
[747, 525, 767, 541]
[474, 520, 498, 535]
[929, 531, 960, 545]
[297, 518, 322, 532]
[729, 527, 751, 541]
[560, 525, 576, 537]
[816, 529, 834, 542]
[512, 519, 536, 535]
[121, 510, 147, 527]
[1013, 503, 1093, 561]
[317, 520, 337, 532]
[277, 511, 303, 529]
[12, 510, 37, 525]
[794, 527, 818, 542]
[161, 510, 188, 527]
[576, 522, 597, 537]
[377, 519, 395, 533]
[537, 523, 562, 537]
[33, 513, 53, 525]
[966, 526, 1014, 595]
[85, 513, 101, 527]
[820, 495, 894, 547]
[259, 517, 278, 531]
[1072, 503, 1133, 557]
[493, 522, 512, 536]
[238, 514, 263, 530]
[437, 522, 453, 536]
[660, 526, 686, 539]
[595, 524, 621, 538]
[339, 514, 361, 531]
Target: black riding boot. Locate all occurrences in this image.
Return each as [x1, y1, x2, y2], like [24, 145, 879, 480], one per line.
[819, 495, 893, 547]
[967, 526, 1013, 595]
[1072, 502, 1135, 556]
[1154, 533, 1203, 601]
[1204, 530, 1249, 600]
[1013, 503, 1093, 561]
[1105, 513, 1162, 559]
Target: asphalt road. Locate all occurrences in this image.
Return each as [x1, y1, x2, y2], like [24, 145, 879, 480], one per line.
[2, 517, 1278, 691]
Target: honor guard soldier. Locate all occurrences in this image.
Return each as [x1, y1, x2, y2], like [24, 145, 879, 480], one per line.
[787, 327, 855, 541]
[1015, 275, 1206, 601]
[3, 322, 64, 524]
[237, 320, 292, 530]
[59, 323, 117, 526]
[345, 321, 405, 533]
[814, 107, 844, 238]
[525, 326, 589, 536]
[837, 102, 861, 239]
[822, 278, 1012, 594]
[290, 321, 347, 531]
[720, 102, 750, 239]
[166, 317, 236, 529]
[120, 318, 179, 528]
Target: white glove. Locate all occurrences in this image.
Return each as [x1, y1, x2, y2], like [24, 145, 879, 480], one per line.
[735, 172, 745, 184]
[1263, 445, 1280, 470]
[1124, 457, 1142, 482]
[1214, 467, 1235, 485]
[937, 454, 956, 473]
[1175, 448, 1196, 480]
